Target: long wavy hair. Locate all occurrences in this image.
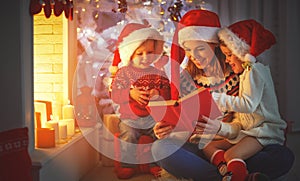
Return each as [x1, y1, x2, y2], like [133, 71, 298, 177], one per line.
[184, 45, 227, 79]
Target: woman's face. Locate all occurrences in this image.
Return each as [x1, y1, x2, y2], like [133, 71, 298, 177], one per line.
[182, 40, 217, 70]
[131, 39, 156, 69]
[220, 44, 244, 74]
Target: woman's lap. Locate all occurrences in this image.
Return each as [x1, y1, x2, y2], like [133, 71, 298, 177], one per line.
[151, 138, 221, 181]
[152, 138, 294, 180]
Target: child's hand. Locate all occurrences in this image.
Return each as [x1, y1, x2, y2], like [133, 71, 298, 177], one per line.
[149, 89, 160, 100]
[130, 86, 150, 105]
[194, 116, 221, 135]
[189, 134, 202, 144]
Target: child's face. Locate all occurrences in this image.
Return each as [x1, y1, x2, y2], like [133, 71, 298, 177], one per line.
[131, 39, 157, 69]
[182, 40, 217, 70]
[220, 44, 244, 74]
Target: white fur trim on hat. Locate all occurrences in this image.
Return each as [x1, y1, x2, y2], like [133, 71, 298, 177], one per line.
[218, 27, 250, 62]
[118, 28, 164, 66]
[178, 26, 220, 46]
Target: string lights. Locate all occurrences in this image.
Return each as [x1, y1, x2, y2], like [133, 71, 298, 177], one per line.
[30, 0, 214, 20]
[117, 0, 128, 13]
[168, 0, 183, 22]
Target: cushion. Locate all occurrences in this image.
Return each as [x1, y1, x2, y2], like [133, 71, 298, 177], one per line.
[0, 127, 33, 181]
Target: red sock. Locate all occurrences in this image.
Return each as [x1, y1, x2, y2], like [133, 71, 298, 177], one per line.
[211, 150, 227, 176]
[227, 158, 248, 181]
[149, 166, 162, 177]
[211, 150, 225, 166]
[115, 167, 136, 179]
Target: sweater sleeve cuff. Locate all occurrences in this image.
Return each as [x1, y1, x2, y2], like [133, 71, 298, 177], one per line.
[217, 122, 232, 138]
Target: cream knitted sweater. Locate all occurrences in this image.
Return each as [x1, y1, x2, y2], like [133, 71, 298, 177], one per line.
[212, 62, 286, 146]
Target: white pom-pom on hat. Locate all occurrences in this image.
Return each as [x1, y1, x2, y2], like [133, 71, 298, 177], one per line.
[244, 53, 256, 63]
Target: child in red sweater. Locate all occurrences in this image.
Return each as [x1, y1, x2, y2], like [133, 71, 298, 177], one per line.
[110, 23, 171, 179]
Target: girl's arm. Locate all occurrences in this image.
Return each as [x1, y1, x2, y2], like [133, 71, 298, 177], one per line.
[218, 116, 242, 139]
[212, 67, 264, 113]
[194, 114, 242, 139]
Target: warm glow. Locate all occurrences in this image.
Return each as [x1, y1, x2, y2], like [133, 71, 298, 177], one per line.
[63, 15, 69, 108]
[33, 12, 69, 121]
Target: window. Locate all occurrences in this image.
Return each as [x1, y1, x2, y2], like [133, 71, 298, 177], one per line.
[34, 13, 68, 118]
[32, 12, 77, 149]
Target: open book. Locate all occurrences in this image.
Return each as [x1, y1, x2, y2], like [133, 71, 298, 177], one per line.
[147, 87, 222, 132]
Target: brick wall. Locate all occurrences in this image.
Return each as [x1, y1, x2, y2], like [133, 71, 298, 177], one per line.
[33, 12, 65, 118]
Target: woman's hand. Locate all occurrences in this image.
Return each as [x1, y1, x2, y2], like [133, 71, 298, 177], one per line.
[130, 86, 150, 105]
[194, 116, 222, 135]
[153, 121, 173, 139]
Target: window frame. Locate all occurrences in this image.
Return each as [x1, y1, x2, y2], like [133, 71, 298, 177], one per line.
[21, 0, 77, 152]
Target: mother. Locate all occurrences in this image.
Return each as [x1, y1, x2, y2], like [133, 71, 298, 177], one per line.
[151, 9, 294, 180]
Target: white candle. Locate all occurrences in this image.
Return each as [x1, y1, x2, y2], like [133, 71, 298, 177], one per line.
[60, 119, 75, 136]
[46, 120, 59, 142]
[59, 123, 67, 140]
[63, 101, 74, 119]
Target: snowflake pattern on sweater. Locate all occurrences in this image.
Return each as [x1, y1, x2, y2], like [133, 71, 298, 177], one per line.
[180, 70, 240, 98]
[179, 68, 239, 124]
[111, 65, 171, 120]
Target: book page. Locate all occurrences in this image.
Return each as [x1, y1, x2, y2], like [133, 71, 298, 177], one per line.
[147, 86, 222, 131]
[177, 87, 206, 103]
[147, 99, 177, 106]
[147, 87, 206, 106]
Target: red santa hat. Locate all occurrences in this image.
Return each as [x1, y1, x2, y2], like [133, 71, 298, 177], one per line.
[218, 19, 276, 63]
[170, 9, 221, 100]
[109, 23, 164, 75]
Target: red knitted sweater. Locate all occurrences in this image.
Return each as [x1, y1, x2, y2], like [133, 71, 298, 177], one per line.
[111, 65, 171, 120]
